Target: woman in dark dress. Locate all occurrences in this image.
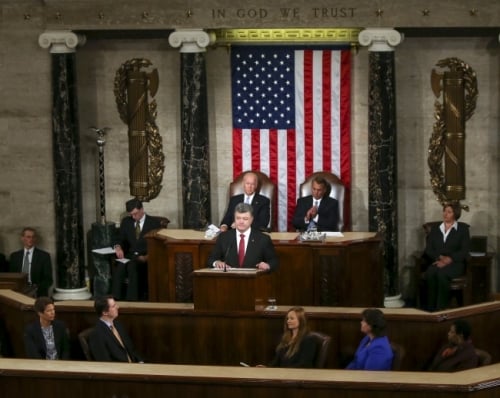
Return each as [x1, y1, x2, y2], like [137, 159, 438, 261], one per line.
[268, 306, 317, 368]
[24, 296, 70, 360]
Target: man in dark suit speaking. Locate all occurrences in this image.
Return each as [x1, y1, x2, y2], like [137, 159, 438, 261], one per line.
[208, 203, 278, 271]
[219, 171, 270, 232]
[112, 198, 162, 301]
[292, 176, 339, 232]
[9, 227, 53, 297]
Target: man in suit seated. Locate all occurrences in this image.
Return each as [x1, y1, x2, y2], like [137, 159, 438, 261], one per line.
[220, 171, 270, 232]
[292, 176, 339, 232]
[208, 203, 278, 271]
[9, 227, 53, 297]
[88, 295, 143, 363]
[112, 198, 162, 301]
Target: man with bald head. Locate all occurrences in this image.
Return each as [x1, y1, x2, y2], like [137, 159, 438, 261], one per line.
[220, 171, 271, 232]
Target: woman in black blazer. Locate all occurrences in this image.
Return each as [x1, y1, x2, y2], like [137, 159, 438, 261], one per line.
[424, 203, 470, 311]
[268, 307, 317, 368]
[24, 296, 70, 360]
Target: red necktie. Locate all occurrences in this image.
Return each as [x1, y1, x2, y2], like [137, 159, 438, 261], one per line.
[238, 233, 245, 267]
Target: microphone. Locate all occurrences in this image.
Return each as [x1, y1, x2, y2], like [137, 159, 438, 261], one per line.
[223, 239, 234, 272]
[222, 239, 234, 272]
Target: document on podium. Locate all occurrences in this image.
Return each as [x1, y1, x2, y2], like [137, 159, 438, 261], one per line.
[203, 267, 259, 273]
[92, 247, 115, 255]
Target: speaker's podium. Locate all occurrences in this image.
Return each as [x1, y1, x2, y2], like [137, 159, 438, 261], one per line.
[193, 268, 274, 311]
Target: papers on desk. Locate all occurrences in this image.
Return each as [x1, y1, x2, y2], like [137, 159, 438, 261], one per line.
[208, 267, 258, 273]
[116, 258, 130, 264]
[324, 232, 344, 237]
[92, 247, 115, 255]
[204, 224, 220, 239]
[229, 268, 259, 272]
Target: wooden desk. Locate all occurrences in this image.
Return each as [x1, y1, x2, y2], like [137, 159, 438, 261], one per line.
[193, 268, 273, 311]
[2, 358, 500, 398]
[0, 273, 28, 292]
[1, 290, 500, 371]
[465, 253, 493, 305]
[146, 230, 383, 307]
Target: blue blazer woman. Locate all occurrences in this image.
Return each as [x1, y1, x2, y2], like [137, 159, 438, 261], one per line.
[346, 335, 393, 370]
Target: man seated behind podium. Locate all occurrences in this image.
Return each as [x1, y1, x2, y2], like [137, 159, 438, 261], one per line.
[112, 199, 162, 301]
[9, 227, 53, 297]
[208, 203, 278, 271]
[292, 176, 339, 232]
[219, 171, 270, 232]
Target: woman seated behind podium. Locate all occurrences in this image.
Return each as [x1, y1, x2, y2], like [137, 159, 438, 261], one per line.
[24, 296, 70, 360]
[346, 308, 393, 370]
[423, 203, 470, 311]
[266, 307, 317, 368]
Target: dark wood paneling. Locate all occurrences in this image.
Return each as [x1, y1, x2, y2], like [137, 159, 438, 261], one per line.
[1, 358, 500, 398]
[1, 291, 499, 371]
[0, 273, 28, 292]
[193, 269, 273, 311]
[147, 231, 384, 307]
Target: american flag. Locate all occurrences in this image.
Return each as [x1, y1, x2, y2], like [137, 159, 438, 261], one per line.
[231, 46, 351, 231]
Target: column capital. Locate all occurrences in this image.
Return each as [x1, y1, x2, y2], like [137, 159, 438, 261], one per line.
[38, 30, 86, 53]
[358, 28, 403, 52]
[168, 29, 215, 53]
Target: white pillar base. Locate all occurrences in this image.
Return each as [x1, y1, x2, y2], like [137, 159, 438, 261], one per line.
[384, 294, 405, 308]
[53, 287, 91, 301]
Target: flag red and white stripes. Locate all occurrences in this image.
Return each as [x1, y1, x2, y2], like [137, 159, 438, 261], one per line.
[231, 46, 351, 231]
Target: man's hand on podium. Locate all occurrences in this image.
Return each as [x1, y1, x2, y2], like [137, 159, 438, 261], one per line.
[256, 262, 270, 271]
[214, 261, 231, 270]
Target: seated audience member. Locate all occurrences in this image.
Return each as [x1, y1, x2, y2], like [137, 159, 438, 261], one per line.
[428, 319, 478, 372]
[89, 295, 143, 363]
[423, 203, 470, 311]
[208, 203, 278, 271]
[112, 198, 162, 301]
[292, 176, 339, 232]
[9, 227, 53, 297]
[24, 296, 70, 360]
[266, 306, 317, 368]
[0, 252, 8, 272]
[220, 171, 270, 232]
[346, 308, 393, 370]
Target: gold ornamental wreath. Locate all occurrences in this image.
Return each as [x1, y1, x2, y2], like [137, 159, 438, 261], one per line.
[428, 57, 477, 210]
[114, 58, 164, 201]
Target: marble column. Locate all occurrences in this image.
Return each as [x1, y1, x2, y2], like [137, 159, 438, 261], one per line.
[169, 30, 214, 229]
[359, 28, 403, 298]
[39, 31, 90, 300]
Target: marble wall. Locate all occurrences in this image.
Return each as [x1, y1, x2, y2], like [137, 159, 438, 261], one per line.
[0, 1, 498, 297]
